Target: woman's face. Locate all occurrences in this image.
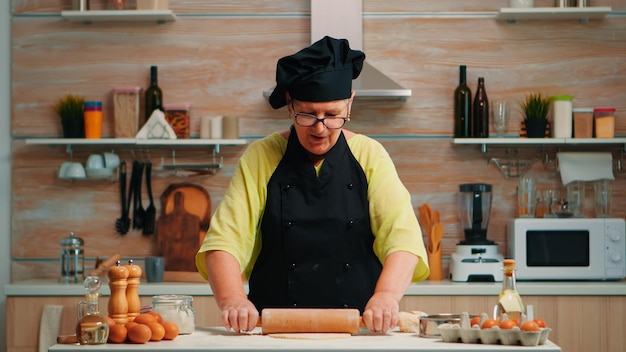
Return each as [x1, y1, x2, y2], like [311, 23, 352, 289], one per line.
[287, 93, 354, 159]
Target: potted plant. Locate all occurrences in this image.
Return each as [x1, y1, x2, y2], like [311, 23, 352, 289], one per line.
[520, 92, 551, 138]
[54, 94, 85, 138]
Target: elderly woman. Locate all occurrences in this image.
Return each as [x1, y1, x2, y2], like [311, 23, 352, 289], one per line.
[196, 36, 428, 334]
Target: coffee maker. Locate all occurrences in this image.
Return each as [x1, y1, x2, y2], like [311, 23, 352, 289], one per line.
[450, 183, 504, 282]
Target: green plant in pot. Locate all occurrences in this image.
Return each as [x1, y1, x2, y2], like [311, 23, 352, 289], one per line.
[520, 92, 551, 138]
[54, 94, 85, 138]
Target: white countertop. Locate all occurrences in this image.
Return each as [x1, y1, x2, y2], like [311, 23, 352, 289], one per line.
[5, 279, 626, 297]
[48, 326, 561, 352]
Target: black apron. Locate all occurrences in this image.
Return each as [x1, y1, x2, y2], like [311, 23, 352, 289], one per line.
[248, 127, 382, 313]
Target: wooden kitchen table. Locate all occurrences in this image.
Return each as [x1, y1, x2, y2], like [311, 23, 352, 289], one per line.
[49, 326, 561, 352]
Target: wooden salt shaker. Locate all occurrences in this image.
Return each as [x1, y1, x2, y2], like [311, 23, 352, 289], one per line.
[125, 259, 142, 321]
[107, 260, 129, 324]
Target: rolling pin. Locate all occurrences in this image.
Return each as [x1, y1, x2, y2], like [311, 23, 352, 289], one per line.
[260, 308, 362, 335]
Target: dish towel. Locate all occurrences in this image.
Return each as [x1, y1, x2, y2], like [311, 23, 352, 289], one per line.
[39, 305, 63, 352]
[557, 152, 614, 185]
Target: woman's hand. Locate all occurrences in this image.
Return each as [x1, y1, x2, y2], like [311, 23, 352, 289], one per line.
[362, 292, 400, 333]
[219, 295, 259, 333]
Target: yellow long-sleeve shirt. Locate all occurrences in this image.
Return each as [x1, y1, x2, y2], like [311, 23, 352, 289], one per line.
[195, 132, 429, 282]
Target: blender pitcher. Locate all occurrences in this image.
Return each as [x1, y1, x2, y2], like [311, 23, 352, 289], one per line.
[457, 183, 494, 244]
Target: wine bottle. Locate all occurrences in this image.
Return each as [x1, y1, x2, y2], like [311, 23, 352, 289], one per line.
[453, 65, 472, 138]
[472, 77, 489, 138]
[493, 259, 525, 320]
[144, 66, 163, 123]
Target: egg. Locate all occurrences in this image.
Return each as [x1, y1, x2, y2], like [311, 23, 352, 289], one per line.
[128, 323, 152, 344]
[162, 321, 179, 340]
[134, 313, 157, 325]
[147, 311, 163, 324]
[470, 316, 481, 327]
[520, 320, 540, 332]
[481, 319, 499, 329]
[499, 319, 518, 330]
[148, 322, 165, 341]
[533, 318, 547, 328]
[108, 324, 128, 343]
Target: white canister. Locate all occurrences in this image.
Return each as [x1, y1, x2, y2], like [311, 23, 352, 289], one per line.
[509, 0, 534, 8]
[552, 95, 573, 138]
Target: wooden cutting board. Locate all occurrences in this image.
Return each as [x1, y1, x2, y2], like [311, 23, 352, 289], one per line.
[156, 183, 211, 272]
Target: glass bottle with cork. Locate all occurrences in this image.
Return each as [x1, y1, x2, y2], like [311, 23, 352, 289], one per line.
[454, 65, 472, 138]
[144, 65, 163, 124]
[76, 276, 109, 345]
[472, 77, 489, 138]
[494, 259, 525, 320]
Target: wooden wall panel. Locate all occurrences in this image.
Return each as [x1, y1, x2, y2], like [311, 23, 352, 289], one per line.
[9, 1, 626, 281]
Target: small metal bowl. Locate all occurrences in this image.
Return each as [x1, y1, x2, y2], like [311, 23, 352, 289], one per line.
[419, 314, 476, 338]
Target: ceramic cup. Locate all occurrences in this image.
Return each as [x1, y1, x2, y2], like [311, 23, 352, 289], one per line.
[103, 152, 120, 169]
[61, 162, 86, 179]
[145, 256, 165, 283]
[86, 154, 105, 169]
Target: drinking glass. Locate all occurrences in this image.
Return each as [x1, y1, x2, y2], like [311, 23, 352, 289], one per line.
[491, 100, 510, 137]
[517, 176, 536, 218]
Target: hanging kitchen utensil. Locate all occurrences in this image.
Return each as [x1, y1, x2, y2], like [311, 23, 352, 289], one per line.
[128, 160, 138, 229]
[428, 222, 444, 281]
[156, 191, 203, 272]
[156, 182, 211, 272]
[114, 162, 129, 235]
[133, 161, 146, 229]
[142, 162, 156, 235]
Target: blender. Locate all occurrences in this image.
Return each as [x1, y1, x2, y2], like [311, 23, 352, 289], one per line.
[450, 183, 504, 282]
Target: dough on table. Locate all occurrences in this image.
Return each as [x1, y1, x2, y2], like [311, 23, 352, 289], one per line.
[267, 333, 352, 340]
[398, 311, 427, 333]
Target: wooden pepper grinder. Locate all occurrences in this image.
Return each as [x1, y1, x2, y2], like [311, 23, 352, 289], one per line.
[107, 260, 129, 324]
[125, 259, 142, 321]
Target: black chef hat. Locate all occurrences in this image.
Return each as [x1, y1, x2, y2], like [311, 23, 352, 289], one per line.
[269, 36, 365, 109]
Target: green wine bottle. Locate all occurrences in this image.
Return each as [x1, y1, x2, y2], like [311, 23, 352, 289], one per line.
[454, 65, 472, 138]
[144, 66, 163, 123]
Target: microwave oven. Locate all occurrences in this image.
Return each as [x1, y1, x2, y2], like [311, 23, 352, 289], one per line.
[507, 218, 626, 280]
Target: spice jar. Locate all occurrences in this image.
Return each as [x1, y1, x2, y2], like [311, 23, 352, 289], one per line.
[59, 231, 85, 284]
[152, 295, 195, 334]
[112, 87, 141, 138]
[594, 108, 616, 138]
[163, 104, 191, 138]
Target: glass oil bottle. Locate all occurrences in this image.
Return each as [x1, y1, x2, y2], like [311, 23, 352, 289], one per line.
[493, 259, 525, 320]
[76, 276, 109, 345]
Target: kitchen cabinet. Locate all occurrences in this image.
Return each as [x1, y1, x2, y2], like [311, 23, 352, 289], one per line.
[61, 10, 177, 24]
[496, 7, 612, 23]
[6, 280, 626, 352]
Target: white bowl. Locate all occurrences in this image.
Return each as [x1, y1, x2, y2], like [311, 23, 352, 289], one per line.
[86, 154, 105, 169]
[61, 162, 86, 179]
[86, 167, 114, 179]
[103, 152, 120, 169]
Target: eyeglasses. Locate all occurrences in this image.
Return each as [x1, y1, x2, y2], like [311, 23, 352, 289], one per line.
[291, 100, 350, 130]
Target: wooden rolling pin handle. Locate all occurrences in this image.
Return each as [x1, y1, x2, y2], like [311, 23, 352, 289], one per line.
[89, 254, 121, 276]
[260, 308, 362, 335]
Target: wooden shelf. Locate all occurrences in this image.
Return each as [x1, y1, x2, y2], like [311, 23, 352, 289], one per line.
[452, 137, 626, 152]
[25, 138, 247, 147]
[496, 7, 612, 22]
[61, 10, 177, 23]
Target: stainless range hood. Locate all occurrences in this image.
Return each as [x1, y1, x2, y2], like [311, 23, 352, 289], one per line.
[263, 0, 411, 100]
